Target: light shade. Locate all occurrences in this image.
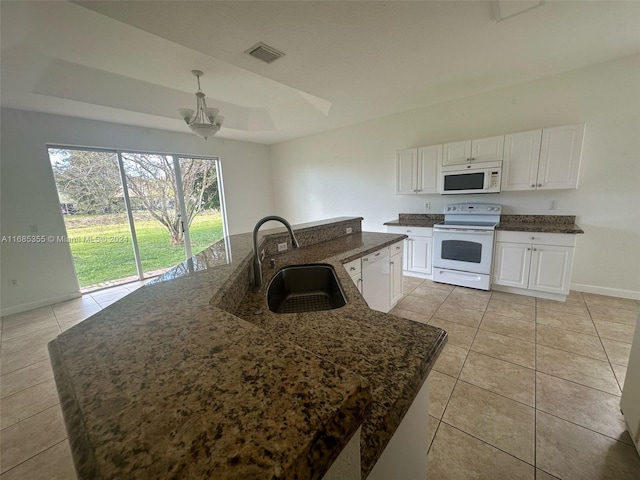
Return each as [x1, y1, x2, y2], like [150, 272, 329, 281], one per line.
[179, 71, 224, 140]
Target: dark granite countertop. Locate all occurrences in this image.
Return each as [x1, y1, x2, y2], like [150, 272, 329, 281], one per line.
[48, 217, 447, 480]
[384, 214, 584, 234]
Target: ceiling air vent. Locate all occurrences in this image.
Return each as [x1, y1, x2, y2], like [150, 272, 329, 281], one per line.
[245, 42, 285, 64]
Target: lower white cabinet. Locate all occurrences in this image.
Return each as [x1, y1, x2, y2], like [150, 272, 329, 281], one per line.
[346, 241, 404, 313]
[387, 226, 432, 278]
[344, 258, 362, 294]
[390, 242, 404, 306]
[493, 231, 576, 298]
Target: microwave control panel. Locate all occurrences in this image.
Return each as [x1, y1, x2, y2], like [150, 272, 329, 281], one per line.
[489, 170, 500, 189]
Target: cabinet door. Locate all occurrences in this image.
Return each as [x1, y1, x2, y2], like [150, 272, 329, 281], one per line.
[407, 236, 432, 274]
[390, 243, 404, 307]
[416, 145, 442, 193]
[396, 148, 418, 194]
[492, 242, 531, 288]
[471, 135, 504, 163]
[501, 130, 542, 191]
[537, 124, 584, 190]
[529, 245, 574, 294]
[442, 140, 471, 166]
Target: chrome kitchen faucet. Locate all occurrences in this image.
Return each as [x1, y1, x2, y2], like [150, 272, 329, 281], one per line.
[252, 216, 299, 290]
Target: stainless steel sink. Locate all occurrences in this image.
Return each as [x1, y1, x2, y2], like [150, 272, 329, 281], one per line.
[266, 264, 347, 314]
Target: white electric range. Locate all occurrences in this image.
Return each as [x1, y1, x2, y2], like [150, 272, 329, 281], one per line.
[432, 203, 502, 290]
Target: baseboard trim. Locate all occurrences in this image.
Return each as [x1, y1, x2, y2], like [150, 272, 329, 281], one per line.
[402, 271, 433, 280]
[571, 283, 640, 301]
[491, 285, 566, 302]
[1, 291, 82, 317]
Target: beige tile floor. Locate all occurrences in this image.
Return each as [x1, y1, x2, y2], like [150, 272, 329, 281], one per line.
[1, 277, 639, 479]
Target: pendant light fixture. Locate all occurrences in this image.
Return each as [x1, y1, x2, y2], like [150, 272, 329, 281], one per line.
[178, 70, 224, 140]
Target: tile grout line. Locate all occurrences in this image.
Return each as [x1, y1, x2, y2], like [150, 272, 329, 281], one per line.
[0, 403, 62, 433]
[0, 376, 56, 403]
[584, 301, 625, 395]
[0, 438, 69, 477]
[441, 421, 537, 468]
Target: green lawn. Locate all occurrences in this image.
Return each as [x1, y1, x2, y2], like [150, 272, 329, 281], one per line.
[65, 212, 224, 287]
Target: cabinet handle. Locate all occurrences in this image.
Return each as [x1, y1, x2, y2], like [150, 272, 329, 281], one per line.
[538, 184, 543, 187]
[390, 261, 394, 266]
[531, 237, 536, 240]
[350, 267, 356, 272]
[470, 157, 475, 161]
[527, 247, 531, 251]
[533, 248, 538, 252]
[396, 246, 401, 250]
[531, 184, 536, 188]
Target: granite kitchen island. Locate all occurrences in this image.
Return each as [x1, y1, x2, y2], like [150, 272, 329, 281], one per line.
[48, 217, 447, 479]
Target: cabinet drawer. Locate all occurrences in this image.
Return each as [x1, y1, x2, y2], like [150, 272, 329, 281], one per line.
[496, 230, 577, 247]
[343, 258, 362, 277]
[390, 240, 404, 257]
[386, 226, 433, 237]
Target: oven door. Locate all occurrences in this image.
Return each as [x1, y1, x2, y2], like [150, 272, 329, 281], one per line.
[433, 228, 495, 274]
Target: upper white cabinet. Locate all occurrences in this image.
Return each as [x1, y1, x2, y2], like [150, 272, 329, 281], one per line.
[396, 145, 441, 195]
[442, 135, 504, 166]
[502, 124, 584, 191]
[501, 129, 543, 191]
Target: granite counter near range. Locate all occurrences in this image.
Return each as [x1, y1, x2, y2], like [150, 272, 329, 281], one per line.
[496, 214, 584, 234]
[384, 213, 584, 234]
[48, 217, 447, 480]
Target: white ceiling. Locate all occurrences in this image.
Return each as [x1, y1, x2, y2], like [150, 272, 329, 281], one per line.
[2, 1, 640, 145]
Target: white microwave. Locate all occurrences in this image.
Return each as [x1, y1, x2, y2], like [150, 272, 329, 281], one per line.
[440, 161, 502, 195]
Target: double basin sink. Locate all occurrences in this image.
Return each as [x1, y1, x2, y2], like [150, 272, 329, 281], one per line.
[267, 264, 347, 314]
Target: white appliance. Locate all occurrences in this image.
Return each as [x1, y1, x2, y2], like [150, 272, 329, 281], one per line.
[362, 248, 391, 313]
[440, 161, 502, 194]
[621, 310, 640, 455]
[432, 203, 502, 290]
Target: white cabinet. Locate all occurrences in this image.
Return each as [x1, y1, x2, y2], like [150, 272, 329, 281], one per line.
[390, 241, 404, 306]
[343, 258, 362, 294]
[493, 231, 576, 298]
[442, 135, 504, 166]
[351, 241, 404, 313]
[387, 226, 432, 278]
[396, 146, 441, 194]
[501, 129, 543, 191]
[502, 124, 584, 191]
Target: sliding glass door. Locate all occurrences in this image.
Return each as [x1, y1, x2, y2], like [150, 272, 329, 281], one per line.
[48, 147, 225, 291]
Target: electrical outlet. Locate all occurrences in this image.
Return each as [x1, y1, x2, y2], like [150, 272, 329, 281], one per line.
[9, 278, 18, 287]
[346, 227, 353, 234]
[277, 242, 288, 252]
[425, 202, 431, 211]
[549, 200, 558, 210]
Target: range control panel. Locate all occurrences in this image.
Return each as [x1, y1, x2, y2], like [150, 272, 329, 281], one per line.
[445, 203, 502, 215]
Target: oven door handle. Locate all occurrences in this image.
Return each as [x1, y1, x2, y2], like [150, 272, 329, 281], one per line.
[434, 227, 495, 235]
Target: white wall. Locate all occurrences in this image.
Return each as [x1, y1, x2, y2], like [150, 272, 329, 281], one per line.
[271, 54, 640, 298]
[0, 109, 274, 314]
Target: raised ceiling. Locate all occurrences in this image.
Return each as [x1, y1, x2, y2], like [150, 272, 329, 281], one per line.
[2, 1, 640, 145]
